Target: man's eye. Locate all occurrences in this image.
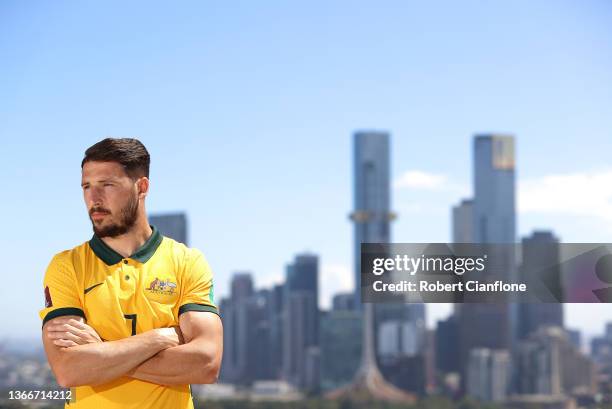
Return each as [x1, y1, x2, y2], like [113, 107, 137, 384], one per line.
[82, 186, 89, 190]
[103, 183, 113, 187]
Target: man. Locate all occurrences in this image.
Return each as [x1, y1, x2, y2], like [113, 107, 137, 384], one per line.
[39, 138, 223, 408]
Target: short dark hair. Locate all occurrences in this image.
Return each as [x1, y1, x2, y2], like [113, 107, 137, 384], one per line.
[81, 138, 150, 179]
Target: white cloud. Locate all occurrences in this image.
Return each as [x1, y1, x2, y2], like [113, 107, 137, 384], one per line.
[394, 168, 612, 225]
[393, 170, 469, 219]
[394, 170, 448, 190]
[519, 169, 612, 222]
[393, 170, 469, 197]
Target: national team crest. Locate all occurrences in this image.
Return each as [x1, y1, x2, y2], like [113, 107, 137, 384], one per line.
[146, 276, 177, 296]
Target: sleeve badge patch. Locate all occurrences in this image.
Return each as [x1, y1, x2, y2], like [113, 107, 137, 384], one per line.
[44, 286, 53, 308]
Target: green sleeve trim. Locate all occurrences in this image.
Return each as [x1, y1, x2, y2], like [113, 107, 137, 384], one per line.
[42, 307, 85, 328]
[179, 303, 220, 317]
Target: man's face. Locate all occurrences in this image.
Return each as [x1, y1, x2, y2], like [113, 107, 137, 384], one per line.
[81, 161, 141, 238]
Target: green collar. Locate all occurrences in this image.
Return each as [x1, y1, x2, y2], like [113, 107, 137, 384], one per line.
[89, 225, 163, 265]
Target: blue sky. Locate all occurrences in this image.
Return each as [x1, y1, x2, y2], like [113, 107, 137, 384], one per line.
[1, 1, 611, 344]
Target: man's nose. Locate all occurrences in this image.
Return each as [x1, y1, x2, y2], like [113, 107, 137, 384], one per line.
[86, 186, 104, 207]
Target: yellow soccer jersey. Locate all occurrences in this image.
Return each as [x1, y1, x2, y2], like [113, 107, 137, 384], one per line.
[38, 225, 218, 409]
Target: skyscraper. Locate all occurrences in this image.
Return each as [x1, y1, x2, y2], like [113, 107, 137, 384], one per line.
[149, 212, 188, 245]
[231, 272, 255, 302]
[219, 276, 285, 385]
[269, 284, 286, 379]
[332, 292, 356, 311]
[283, 253, 320, 390]
[451, 198, 473, 307]
[219, 272, 255, 384]
[466, 348, 511, 402]
[452, 199, 473, 244]
[473, 135, 515, 246]
[516, 326, 595, 396]
[320, 308, 362, 391]
[458, 134, 517, 394]
[327, 131, 414, 403]
[350, 131, 394, 308]
[436, 315, 460, 374]
[518, 231, 563, 341]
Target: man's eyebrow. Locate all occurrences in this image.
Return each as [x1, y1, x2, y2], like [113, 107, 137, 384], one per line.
[80, 178, 116, 186]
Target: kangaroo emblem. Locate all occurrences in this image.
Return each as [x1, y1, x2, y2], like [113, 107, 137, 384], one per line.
[149, 277, 160, 290]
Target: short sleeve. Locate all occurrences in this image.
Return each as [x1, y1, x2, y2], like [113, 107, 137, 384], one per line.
[178, 249, 219, 317]
[38, 253, 85, 327]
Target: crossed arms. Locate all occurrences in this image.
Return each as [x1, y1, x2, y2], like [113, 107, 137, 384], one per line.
[41, 311, 223, 388]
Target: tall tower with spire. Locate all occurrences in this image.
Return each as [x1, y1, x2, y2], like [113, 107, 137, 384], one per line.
[327, 131, 414, 402]
[350, 131, 393, 307]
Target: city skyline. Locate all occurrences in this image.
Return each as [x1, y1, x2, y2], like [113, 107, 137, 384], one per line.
[2, 131, 612, 343]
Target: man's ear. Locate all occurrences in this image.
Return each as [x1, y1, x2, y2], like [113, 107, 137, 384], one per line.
[137, 177, 149, 198]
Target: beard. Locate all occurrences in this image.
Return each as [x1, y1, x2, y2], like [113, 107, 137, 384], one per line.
[90, 193, 139, 238]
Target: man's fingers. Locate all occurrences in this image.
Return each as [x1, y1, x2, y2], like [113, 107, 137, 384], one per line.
[47, 330, 83, 343]
[51, 317, 80, 325]
[47, 323, 81, 334]
[44, 318, 102, 346]
[67, 319, 88, 330]
[65, 319, 99, 337]
[46, 324, 85, 343]
[61, 331, 82, 343]
[53, 339, 78, 347]
[46, 331, 62, 339]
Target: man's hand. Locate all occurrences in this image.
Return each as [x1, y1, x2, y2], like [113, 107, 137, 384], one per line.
[46, 318, 103, 347]
[128, 312, 223, 385]
[42, 314, 188, 388]
[152, 327, 185, 349]
[47, 318, 185, 349]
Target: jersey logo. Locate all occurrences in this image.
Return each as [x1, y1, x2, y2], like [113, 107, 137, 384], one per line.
[44, 286, 53, 308]
[146, 277, 177, 296]
[84, 282, 104, 294]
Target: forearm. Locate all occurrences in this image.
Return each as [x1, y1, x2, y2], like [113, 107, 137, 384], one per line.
[56, 330, 167, 387]
[128, 339, 218, 385]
